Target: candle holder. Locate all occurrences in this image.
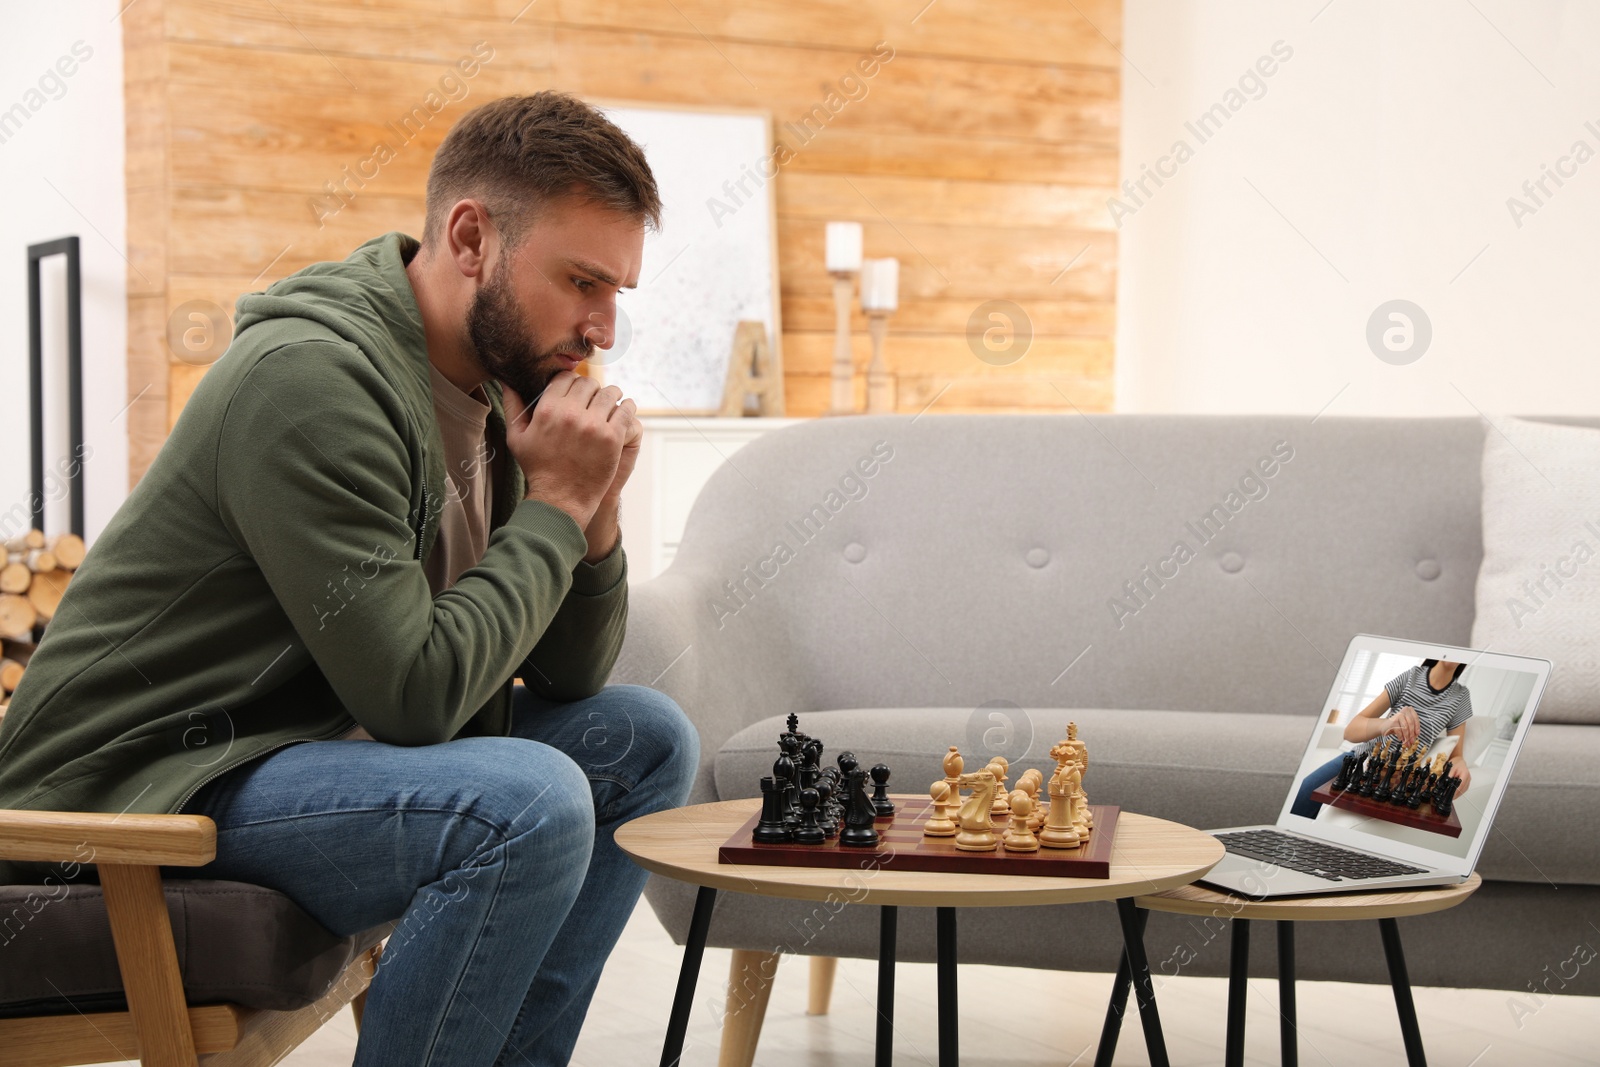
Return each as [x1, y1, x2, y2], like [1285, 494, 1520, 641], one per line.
[828, 270, 858, 415]
[866, 311, 895, 414]
[860, 257, 898, 414]
[824, 222, 864, 416]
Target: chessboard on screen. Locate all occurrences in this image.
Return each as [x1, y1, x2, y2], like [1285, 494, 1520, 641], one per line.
[729, 715, 1115, 877]
[1284, 652, 1540, 860]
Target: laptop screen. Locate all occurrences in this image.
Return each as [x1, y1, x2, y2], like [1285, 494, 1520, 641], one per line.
[1276, 634, 1551, 874]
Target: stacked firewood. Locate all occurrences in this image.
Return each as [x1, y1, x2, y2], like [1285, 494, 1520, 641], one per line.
[0, 529, 84, 722]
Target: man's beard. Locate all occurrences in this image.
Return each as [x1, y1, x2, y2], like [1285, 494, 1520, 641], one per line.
[465, 266, 593, 412]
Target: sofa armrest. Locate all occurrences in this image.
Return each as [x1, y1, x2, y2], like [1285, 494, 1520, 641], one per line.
[612, 566, 813, 805]
[0, 810, 216, 866]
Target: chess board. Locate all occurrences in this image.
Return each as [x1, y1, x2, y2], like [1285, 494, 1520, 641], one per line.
[1309, 777, 1463, 838]
[719, 793, 1120, 878]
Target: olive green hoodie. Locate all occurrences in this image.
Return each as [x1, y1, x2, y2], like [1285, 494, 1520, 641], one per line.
[0, 232, 627, 884]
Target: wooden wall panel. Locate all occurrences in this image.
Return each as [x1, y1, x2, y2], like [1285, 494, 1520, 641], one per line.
[124, 0, 1121, 484]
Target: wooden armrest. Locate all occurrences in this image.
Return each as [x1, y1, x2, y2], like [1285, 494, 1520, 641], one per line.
[0, 809, 216, 866]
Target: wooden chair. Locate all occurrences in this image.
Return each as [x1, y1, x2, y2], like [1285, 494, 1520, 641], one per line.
[716, 953, 838, 1067]
[0, 809, 383, 1067]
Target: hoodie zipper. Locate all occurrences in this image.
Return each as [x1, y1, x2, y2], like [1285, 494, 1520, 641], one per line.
[413, 471, 429, 561]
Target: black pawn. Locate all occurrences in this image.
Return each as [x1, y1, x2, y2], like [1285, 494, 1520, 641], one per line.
[794, 788, 826, 845]
[839, 768, 881, 848]
[837, 751, 859, 778]
[753, 776, 791, 844]
[869, 763, 896, 817]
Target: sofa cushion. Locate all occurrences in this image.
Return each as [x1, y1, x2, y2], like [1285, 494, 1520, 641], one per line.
[0, 879, 390, 1017]
[1472, 415, 1600, 725]
[716, 709, 1600, 886]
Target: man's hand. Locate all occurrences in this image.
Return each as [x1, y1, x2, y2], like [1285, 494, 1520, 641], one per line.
[1384, 705, 1421, 746]
[581, 400, 642, 562]
[503, 373, 633, 532]
[1448, 762, 1471, 795]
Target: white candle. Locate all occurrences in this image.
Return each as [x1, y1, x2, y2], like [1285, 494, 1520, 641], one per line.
[860, 257, 899, 312]
[825, 221, 863, 273]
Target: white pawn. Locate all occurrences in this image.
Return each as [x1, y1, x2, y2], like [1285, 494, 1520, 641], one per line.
[1002, 789, 1039, 852]
[924, 780, 957, 837]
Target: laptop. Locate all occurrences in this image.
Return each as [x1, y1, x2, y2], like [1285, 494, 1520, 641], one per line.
[1201, 634, 1550, 898]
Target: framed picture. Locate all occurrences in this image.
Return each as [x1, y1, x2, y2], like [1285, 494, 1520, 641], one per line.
[588, 99, 784, 415]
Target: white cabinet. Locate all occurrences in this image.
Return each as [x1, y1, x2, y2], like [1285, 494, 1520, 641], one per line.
[619, 416, 803, 581]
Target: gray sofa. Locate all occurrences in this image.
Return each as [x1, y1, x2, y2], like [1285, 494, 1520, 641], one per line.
[613, 413, 1600, 995]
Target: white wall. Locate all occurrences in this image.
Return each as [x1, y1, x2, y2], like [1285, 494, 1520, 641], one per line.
[0, 7, 126, 544]
[1116, 0, 1600, 417]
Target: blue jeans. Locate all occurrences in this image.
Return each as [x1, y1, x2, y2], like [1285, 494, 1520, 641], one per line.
[166, 683, 698, 1067]
[1288, 752, 1347, 820]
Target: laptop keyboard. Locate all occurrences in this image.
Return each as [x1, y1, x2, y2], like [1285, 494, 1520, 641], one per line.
[1214, 829, 1428, 881]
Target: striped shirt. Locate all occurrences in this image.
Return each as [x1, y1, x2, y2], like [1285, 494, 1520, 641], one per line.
[1360, 665, 1473, 754]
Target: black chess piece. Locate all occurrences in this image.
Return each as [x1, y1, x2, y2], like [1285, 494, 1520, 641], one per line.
[836, 751, 859, 778]
[753, 776, 792, 844]
[1373, 759, 1395, 803]
[773, 741, 801, 829]
[794, 788, 826, 845]
[869, 763, 896, 817]
[1433, 773, 1461, 818]
[819, 766, 844, 831]
[801, 737, 824, 792]
[814, 778, 838, 838]
[1357, 750, 1378, 797]
[780, 734, 807, 822]
[1333, 751, 1357, 791]
[838, 768, 881, 848]
[1388, 765, 1412, 806]
[1406, 771, 1426, 809]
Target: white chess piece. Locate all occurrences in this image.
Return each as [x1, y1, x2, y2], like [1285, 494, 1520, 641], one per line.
[1002, 789, 1039, 852]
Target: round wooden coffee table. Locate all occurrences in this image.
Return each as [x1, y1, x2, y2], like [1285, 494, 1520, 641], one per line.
[616, 796, 1224, 1067]
[1095, 874, 1482, 1067]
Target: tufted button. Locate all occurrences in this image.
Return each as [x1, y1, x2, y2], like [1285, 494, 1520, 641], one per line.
[1415, 559, 1441, 581]
[1025, 547, 1050, 569]
[1220, 552, 1245, 574]
[843, 542, 867, 564]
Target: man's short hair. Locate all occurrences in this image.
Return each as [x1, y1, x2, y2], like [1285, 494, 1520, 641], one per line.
[422, 91, 663, 248]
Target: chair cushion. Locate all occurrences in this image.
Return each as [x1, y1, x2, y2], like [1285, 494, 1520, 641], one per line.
[716, 708, 1600, 886]
[0, 879, 390, 1017]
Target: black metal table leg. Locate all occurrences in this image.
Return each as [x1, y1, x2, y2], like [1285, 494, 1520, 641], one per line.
[936, 906, 958, 1066]
[1115, 897, 1170, 1067]
[876, 905, 897, 1067]
[1093, 904, 1149, 1067]
[1278, 920, 1298, 1067]
[1225, 917, 1250, 1067]
[660, 885, 716, 1067]
[1379, 917, 1427, 1066]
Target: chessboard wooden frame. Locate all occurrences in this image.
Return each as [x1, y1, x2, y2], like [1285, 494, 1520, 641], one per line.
[719, 794, 1120, 878]
[1309, 777, 1463, 838]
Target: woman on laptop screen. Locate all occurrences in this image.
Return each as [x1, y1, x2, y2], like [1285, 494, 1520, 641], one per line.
[1289, 658, 1473, 819]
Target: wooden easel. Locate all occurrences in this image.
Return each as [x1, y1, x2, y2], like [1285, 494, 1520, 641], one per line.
[719, 320, 785, 417]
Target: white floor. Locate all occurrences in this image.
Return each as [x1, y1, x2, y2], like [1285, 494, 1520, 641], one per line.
[116, 897, 1599, 1066]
